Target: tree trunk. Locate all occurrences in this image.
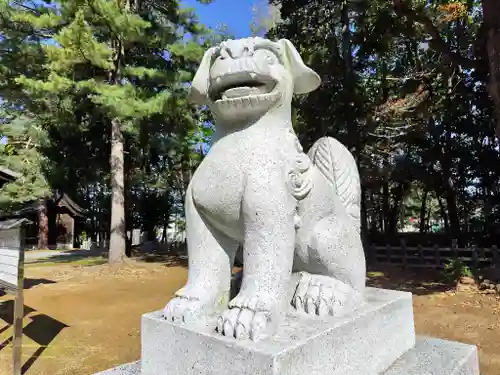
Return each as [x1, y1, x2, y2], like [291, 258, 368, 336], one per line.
[437, 194, 449, 232]
[360, 187, 368, 238]
[341, 0, 361, 162]
[108, 117, 126, 264]
[445, 184, 461, 240]
[37, 200, 49, 249]
[425, 206, 432, 233]
[378, 207, 385, 233]
[382, 179, 389, 234]
[124, 138, 132, 258]
[482, 0, 500, 137]
[388, 182, 409, 234]
[367, 191, 377, 234]
[161, 223, 168, 244]
[419, 189, 428, 233]
[47, 203, 57, 249]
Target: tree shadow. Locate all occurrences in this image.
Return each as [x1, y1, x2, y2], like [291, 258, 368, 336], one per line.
[27, 250, 106, 265]
[136, 254, 188, 268]
[0, 301, 35, 336]
[366, 265, 454, 295]
[0, 300, 68, 374]
[0, 279, 56, 298]
[20, 314, 69, 374]
[23, 278, 56, 289]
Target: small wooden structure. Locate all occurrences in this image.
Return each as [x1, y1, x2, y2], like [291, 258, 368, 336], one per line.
[16, 192, 86, 249]
[0, 218, 30, 375]
[0, 191, 86, 250]
[0, 167, 20, 188]
[0, 167, 86, 249]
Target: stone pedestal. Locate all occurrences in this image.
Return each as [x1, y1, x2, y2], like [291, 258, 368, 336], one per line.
[93, 336, 479, 375]
[92, 288, 480, 375]
[141, 288, 414, 375]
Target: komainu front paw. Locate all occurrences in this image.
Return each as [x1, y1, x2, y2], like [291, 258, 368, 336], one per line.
[163, 296, 208, 323]
[292, 272, 363, 317]
[163, 287, 219, 324]
[216, 295, 276, 341]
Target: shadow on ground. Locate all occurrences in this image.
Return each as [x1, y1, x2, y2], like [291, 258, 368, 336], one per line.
[366, 265, 454, 295]
[136, 254, 188, 268]
[26, 249, 107, 266]
[0, 279, 56, 298]
[23, 278, 57, 289]
[0, 300, 69, 374]
[132, 257, 454, 296]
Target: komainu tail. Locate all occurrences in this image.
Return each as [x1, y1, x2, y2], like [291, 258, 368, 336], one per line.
[307, 137, 361, 232]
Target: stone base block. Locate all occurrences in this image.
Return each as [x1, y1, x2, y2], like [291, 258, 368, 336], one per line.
[93, 362, 140, 375]
[386, 336, 479, 375]
[92, 336, 480, 375]
[140, 288, 414, 375]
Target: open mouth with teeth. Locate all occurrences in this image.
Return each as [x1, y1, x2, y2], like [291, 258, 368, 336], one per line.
[209, 72, 279, 104]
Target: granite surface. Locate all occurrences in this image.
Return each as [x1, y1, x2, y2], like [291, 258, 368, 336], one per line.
[163, 37, 367, 341]
[92, 336, 479, 375]
[93, 362, 140, 375]
[144, 288, 415, 375]
[385, 336, 479, 375]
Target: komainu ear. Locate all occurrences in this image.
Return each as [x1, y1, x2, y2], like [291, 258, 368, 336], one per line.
[188, 47, 217, 105]
[277, 39, 321, 94]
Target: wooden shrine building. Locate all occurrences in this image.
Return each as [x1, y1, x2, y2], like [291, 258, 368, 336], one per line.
[0, 167, 86, 249]
[0, 167, 20, 188]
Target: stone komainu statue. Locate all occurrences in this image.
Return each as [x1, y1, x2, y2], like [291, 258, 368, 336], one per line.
[163, 37, 365, 341]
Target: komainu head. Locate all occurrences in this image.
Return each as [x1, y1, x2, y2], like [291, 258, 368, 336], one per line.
[189, 37, 321, 123]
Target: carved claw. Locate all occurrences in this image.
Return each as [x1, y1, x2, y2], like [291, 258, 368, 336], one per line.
[292, 272, 362, 317]
[163, 288, 216, 324]
[216, 295, 275, 341]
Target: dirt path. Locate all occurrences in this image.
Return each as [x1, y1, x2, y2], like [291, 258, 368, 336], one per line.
[368, 267, 500, 374]
[0, 259, 187, 375]
[0, 260, 498, 375]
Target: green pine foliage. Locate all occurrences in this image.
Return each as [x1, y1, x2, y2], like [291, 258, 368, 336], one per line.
[14, 0, 206, 130]
[0, 0, 218, 257]
[0, 114, 50, 207]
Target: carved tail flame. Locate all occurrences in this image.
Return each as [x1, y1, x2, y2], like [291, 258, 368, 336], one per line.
[307, 137, 361, 233]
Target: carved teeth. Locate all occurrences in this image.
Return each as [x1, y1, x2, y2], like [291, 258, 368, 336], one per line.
[249, 96, 259, 107]
[214, 90, 282, 112]
[222, 86, 264, 99]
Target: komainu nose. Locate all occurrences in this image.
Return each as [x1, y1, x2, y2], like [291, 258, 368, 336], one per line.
[219, 40, 254, 59]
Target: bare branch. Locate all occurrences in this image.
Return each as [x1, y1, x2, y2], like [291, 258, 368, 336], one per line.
[367, 132, 408, 139]
[12, 0, 42, 15]
[392, 0, 483, 71]
[385, 69, 436, 81]
[375, 83, 430, 118]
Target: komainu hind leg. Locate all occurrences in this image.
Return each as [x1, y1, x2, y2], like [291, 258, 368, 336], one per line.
[291, 136, 364, 317]
[292, 272, 363, 317]
[292, 214, 365, 317]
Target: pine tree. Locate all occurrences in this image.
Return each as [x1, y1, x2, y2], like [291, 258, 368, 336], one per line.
[249, 0, 281, 36]
[12, 0, 210, 263]
[0, 113, 50, 208]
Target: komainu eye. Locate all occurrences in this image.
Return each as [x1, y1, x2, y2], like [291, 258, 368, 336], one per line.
[254, 49, 279, 65]
[266, 54, 276, 65]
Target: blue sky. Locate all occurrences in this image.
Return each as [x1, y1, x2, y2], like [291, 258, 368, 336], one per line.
[181, 0, 254, 38]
